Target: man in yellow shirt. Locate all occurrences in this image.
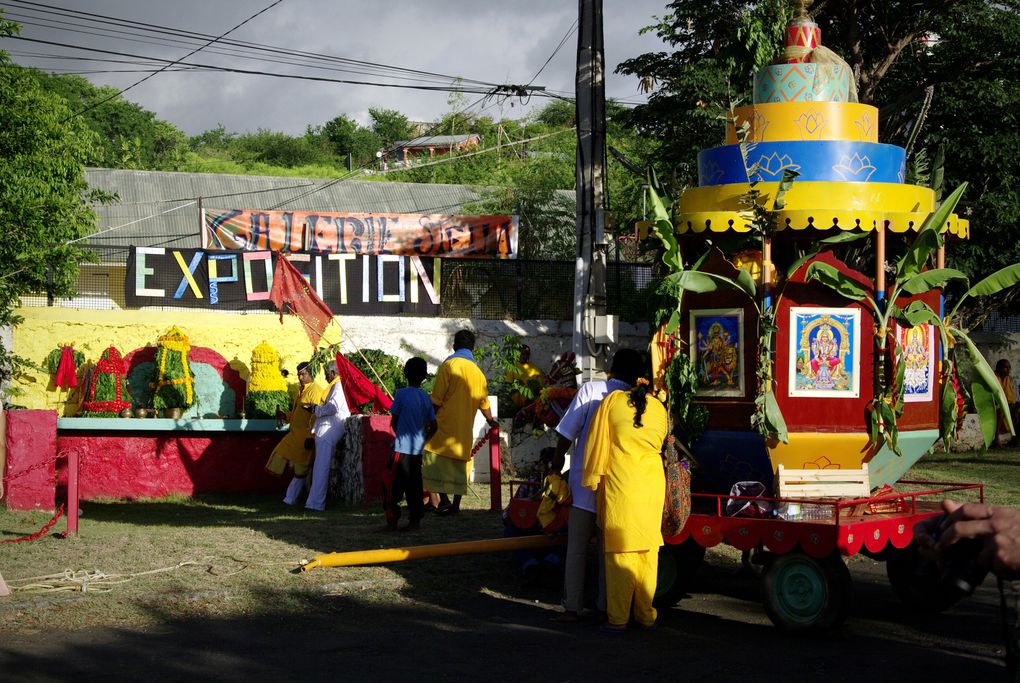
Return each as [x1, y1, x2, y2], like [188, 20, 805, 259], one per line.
[423, 329, 498, 516]
[267, 362, 327, 505]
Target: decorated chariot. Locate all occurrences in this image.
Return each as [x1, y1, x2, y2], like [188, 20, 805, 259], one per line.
[648, 11, 1007, 631]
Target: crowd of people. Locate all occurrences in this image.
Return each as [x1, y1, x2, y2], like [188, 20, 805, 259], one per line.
[266, 333, 1020, 642]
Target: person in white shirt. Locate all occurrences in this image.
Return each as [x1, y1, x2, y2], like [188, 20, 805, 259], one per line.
[551, 348, 641, 622]
[303, 361, 351, 512]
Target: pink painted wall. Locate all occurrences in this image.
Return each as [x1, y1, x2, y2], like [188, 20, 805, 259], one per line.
[56, 431, 285, 500]
[4, 410, 57, 511]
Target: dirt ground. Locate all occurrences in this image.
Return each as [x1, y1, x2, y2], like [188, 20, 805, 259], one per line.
[0, 542, 1008, 683]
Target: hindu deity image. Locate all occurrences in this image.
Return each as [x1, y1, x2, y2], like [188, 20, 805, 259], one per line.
[691, 310, 743, 396]
[790, 308, 860, 397]
[900, 323, 934, 401]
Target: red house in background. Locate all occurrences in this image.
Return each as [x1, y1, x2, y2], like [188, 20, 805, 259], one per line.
[390, 134, 481, 166]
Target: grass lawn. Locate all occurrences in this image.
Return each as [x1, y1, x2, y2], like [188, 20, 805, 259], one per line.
[2, 447, 1017, 635]
[0, 485, 517, 634]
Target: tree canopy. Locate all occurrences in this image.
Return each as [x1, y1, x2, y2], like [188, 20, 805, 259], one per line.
[0, 17, 106, 401]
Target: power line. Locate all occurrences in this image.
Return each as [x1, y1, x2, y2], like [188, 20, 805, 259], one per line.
[528, 19, 579, 86]
[1, 0, 500, 89]
[9, 36, 517, 96]
[61, 0, 285, 123]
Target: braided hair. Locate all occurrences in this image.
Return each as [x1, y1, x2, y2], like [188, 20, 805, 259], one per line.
[609, 348, 650, 428]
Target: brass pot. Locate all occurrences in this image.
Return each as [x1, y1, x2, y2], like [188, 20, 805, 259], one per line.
[119, 408, 132, 418]
[135, 408, 149, 419]
[163, 407, 183, 420]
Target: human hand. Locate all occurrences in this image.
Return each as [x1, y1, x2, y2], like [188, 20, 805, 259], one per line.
[919, 499, 1020, 579]
[486, 417, 500, 429]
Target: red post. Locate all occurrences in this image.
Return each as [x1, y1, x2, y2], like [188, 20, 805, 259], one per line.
[489, 426, 501, 511]
[66, 448, 79, 536]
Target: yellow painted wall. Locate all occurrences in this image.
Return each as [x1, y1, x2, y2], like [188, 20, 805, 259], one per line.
[13, 306, 319, 412]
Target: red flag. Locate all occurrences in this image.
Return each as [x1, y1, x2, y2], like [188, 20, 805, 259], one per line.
[54, 346, 78, 389]
[269, 254, 334, 348]
[335, 352, 393, 413]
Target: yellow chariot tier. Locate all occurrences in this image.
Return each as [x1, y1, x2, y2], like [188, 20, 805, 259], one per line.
[677, 181, 970, 237]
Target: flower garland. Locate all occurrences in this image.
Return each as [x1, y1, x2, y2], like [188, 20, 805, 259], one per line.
[244, 340, 291, 419]
[81, 346, 131, 416]
[152, 326, 195, 410]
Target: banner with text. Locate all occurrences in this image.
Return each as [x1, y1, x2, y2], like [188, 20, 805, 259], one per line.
[203, 209, 517, 258]
[126, 247, 441, 316]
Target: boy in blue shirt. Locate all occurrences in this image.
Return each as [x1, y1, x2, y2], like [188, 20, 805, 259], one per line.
[385, 357, 438, 531]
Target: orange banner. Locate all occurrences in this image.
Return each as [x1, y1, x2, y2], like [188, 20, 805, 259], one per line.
[203, 209, 517, 258]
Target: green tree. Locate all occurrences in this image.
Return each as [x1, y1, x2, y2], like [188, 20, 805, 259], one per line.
[369, 107, 411, 146]
[27, 69, 190, 171]
[0, 17, 106, 401]
[320, 114, 382, 165]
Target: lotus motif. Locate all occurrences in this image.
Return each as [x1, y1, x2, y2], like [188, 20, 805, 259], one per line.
[753, 152, 800, 179]
[795, 110, 824, 138]
[832, 153, 877, 181]
[701, 159, 725, 185]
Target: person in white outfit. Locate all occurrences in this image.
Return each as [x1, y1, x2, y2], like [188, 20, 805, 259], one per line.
[304, 360, 351, 512]
[550, 348, 640, 622]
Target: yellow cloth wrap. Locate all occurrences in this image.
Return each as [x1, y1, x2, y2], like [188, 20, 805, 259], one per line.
[725, 102, 879, 144]
[537, 473, 571, 529]
[268, 381, 326, 469]
[582, 390, 667, 554]
[424, 357, 490, 462]
[678, 181, 968, 238]
[422, 449, 470, 495]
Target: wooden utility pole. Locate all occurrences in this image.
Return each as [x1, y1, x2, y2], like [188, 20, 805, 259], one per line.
[573, 0, 608, 381]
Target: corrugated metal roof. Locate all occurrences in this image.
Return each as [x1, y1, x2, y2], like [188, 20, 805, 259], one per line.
[394, 134, 480, 148]
[83, 168, 486, 252]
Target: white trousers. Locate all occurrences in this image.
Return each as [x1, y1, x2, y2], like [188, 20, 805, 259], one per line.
[305, 432, 341, 511]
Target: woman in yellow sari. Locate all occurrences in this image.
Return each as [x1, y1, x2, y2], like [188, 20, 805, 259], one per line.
[582, 355, 668, 632]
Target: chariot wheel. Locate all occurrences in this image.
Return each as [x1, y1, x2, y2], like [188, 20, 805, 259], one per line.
[762, 551, 853, 632]
[654, 538, 706, 607]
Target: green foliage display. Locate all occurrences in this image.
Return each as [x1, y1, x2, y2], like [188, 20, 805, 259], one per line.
[43, 347, 85, 375]
[152, 344, 194, 411]
[0, 19, 107, 404]
[245, 390, 292, 419]
[348, 349, 405, 399]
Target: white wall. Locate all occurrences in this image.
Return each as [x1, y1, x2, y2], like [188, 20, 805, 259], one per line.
[334, 315, 649, 376]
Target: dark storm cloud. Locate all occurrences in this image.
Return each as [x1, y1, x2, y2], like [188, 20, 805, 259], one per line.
[2, 0, 666, 135]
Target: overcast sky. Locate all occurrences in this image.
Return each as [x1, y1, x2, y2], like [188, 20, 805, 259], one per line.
[1, 0, 671, 136]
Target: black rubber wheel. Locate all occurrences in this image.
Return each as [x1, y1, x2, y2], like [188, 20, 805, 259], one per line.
[654, 538, 706, 607]
[885, 542, 967, 613]
[762, 551, 853, 633]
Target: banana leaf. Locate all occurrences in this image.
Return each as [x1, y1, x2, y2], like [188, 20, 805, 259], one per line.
[665, 309, 681, 334]
[665, 270, 719, 294]
[940, 368, 958, 447]
[879, 399, 903, 456]
[954, 329, 1013, 444]
[966, 263, 1020, 298]
[901, 268, 968, 295]
[763, 390, 788, 443]
[805, 262, 872, 303]
[648, 182, 682, 272]
[897, 182, 966, 279]
[787, 247, 820, 279]
[819, 231, 873, 245]
[773, 169, 800, 210]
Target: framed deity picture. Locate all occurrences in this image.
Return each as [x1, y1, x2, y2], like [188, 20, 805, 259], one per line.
[788, 307, 861, 398]
[897, 322, 935, 402]
[690, 308, 744, 397]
